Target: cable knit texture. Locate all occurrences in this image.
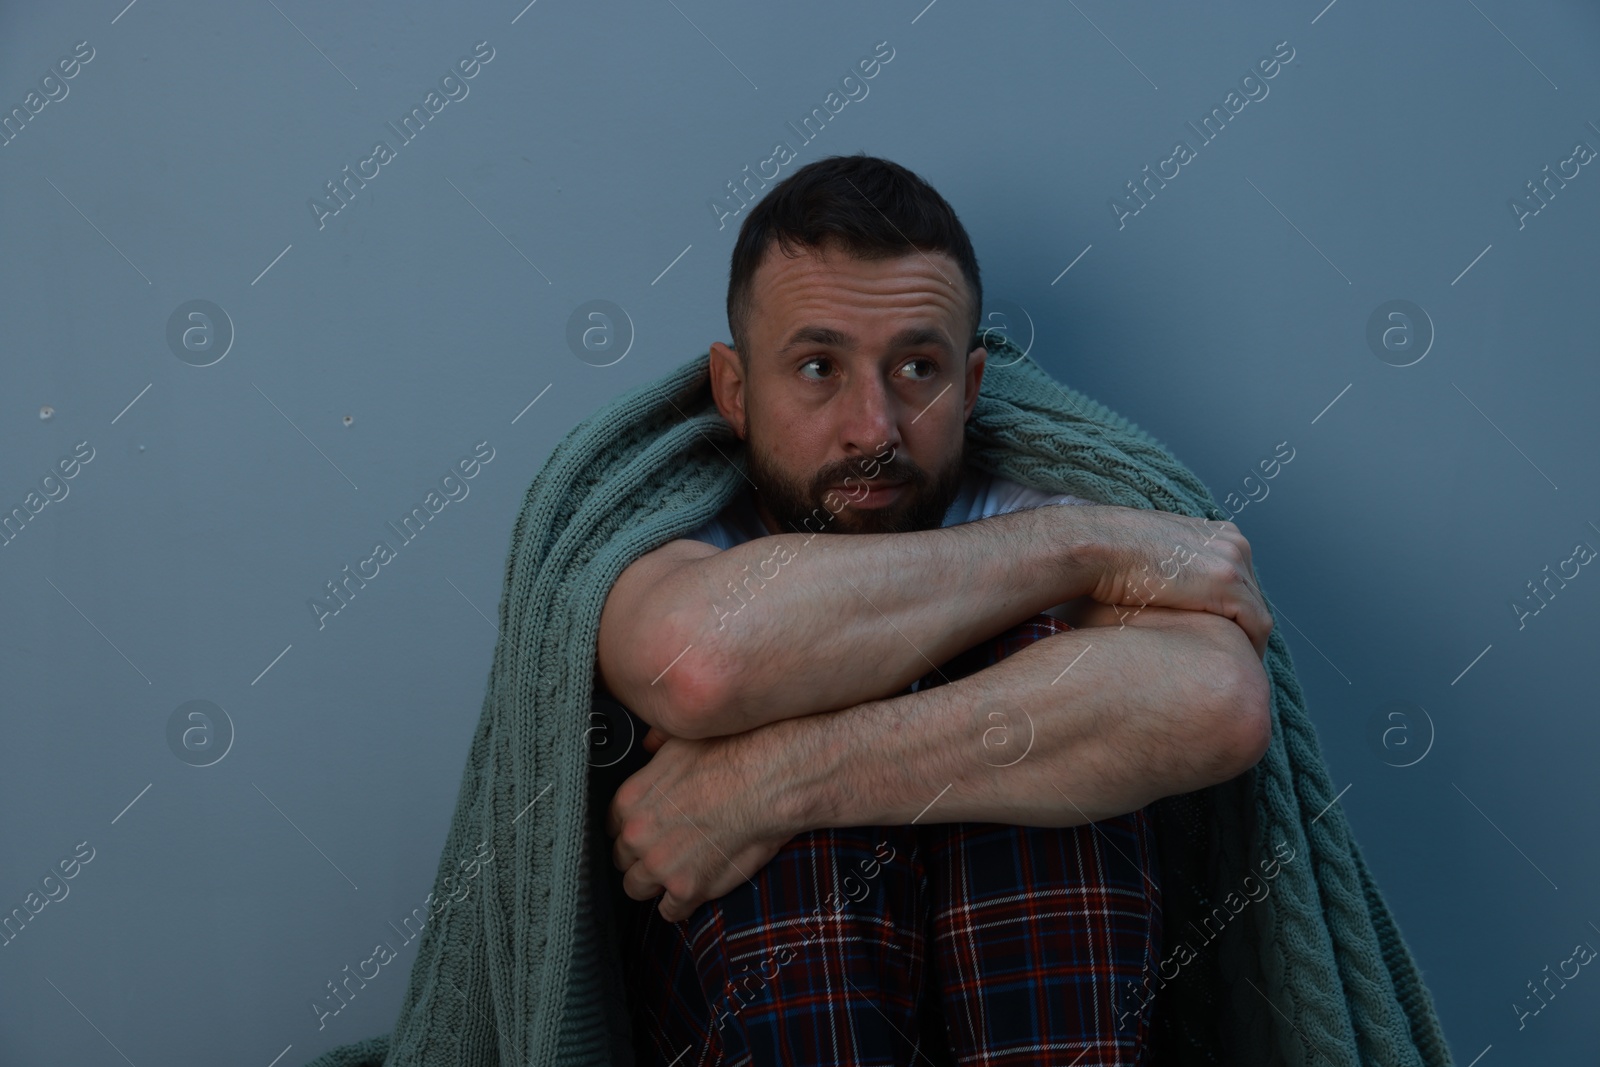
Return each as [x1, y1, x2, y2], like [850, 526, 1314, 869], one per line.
[302, 337, 1454, 1067]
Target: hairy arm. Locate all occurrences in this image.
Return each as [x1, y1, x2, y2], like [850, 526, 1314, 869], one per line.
[608, 602, 1272, 920]
[597, 502, 1103, 738]
[794, 605, 1270, 827]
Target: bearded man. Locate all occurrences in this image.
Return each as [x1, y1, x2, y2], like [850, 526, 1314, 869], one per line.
[597, 153, 1274, 1067]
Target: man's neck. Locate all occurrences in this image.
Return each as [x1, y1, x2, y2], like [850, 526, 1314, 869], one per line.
[753, 495, 783, 538]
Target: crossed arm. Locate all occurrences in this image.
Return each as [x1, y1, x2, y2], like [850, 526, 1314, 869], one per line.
[671, 597, 1264, 825]
[598, 501, 1275, 920]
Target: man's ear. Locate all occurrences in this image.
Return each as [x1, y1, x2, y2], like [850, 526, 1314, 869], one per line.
[708, 341, 748, 439]
[963, 344, 987, 422]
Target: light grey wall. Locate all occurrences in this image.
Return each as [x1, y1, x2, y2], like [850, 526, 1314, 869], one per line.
[3, 0, 1597, 1063]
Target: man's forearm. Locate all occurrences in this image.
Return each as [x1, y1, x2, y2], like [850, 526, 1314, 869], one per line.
[668, 502, 1107, 736]
[762, 608, 1271, 832]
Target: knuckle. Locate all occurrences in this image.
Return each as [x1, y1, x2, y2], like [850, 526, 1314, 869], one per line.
[1197, 556, 1232, 587]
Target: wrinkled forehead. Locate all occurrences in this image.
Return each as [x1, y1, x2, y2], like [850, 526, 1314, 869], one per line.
[748, 242, 973, 356]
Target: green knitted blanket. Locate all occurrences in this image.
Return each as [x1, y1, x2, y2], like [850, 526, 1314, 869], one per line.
[303, 335, 1453, 1067]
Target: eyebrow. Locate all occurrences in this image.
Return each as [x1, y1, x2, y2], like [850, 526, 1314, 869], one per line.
[777, 324, 953, 355]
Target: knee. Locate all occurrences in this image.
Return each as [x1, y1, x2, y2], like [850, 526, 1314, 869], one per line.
[784, 826, 917, 937]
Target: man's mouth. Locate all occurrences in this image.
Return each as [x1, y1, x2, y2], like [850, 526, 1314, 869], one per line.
[833, 476, 907, 490]
[832, 479, 908, 508]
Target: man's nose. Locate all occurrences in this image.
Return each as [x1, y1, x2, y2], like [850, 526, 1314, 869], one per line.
[838, 373, 901, 461]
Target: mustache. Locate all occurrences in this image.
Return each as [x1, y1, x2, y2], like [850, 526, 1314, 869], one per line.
[815, 457, 923, 491]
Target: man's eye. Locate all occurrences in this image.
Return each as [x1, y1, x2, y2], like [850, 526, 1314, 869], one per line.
[799, 358, 831, 381]
[799, 357, 935, 381]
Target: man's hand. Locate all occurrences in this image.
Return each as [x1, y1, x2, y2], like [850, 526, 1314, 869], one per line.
[1079, 508, 1273, 658]
[607, 728, 800, 922]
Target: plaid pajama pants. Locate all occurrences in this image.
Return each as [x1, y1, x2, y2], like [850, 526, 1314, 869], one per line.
[622, 613, 1163, 1067]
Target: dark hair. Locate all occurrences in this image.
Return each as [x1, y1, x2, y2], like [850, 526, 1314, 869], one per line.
[725, 153, 983, 366]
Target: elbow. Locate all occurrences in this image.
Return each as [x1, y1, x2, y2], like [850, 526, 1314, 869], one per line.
[1213, 655, 1272, 779]
[649, 606, 734, 740]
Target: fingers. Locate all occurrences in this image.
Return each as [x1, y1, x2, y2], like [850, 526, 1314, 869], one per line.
[622, 841, 786, 923]
[1190, 514, 1275, 657]
[1227, 543, 1274, 658]
[1224, 569, 1271, 659]
[658, 891, 696, 923]
[1239, 605, 1270, 660]
[1246, 579, 1274, 658]
[619, 852, 701, 918]
[643, 726, 670, 754]
[621, 861, 662, 903]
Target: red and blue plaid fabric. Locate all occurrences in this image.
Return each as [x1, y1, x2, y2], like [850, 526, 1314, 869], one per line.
[623, 613, 1163, 1066]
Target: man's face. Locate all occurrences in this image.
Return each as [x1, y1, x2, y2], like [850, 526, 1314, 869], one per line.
[708, 239, 986, 537]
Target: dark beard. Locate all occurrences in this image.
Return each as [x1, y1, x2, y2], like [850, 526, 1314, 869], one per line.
[746, 433, 969, 537]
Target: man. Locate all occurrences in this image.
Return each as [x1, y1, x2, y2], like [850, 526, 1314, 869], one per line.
[596, 154, 1273, 1065]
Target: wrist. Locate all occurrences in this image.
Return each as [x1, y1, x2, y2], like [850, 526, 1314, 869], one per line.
[1042, 503, 1111, 604]
[756, 710, 851, 835]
